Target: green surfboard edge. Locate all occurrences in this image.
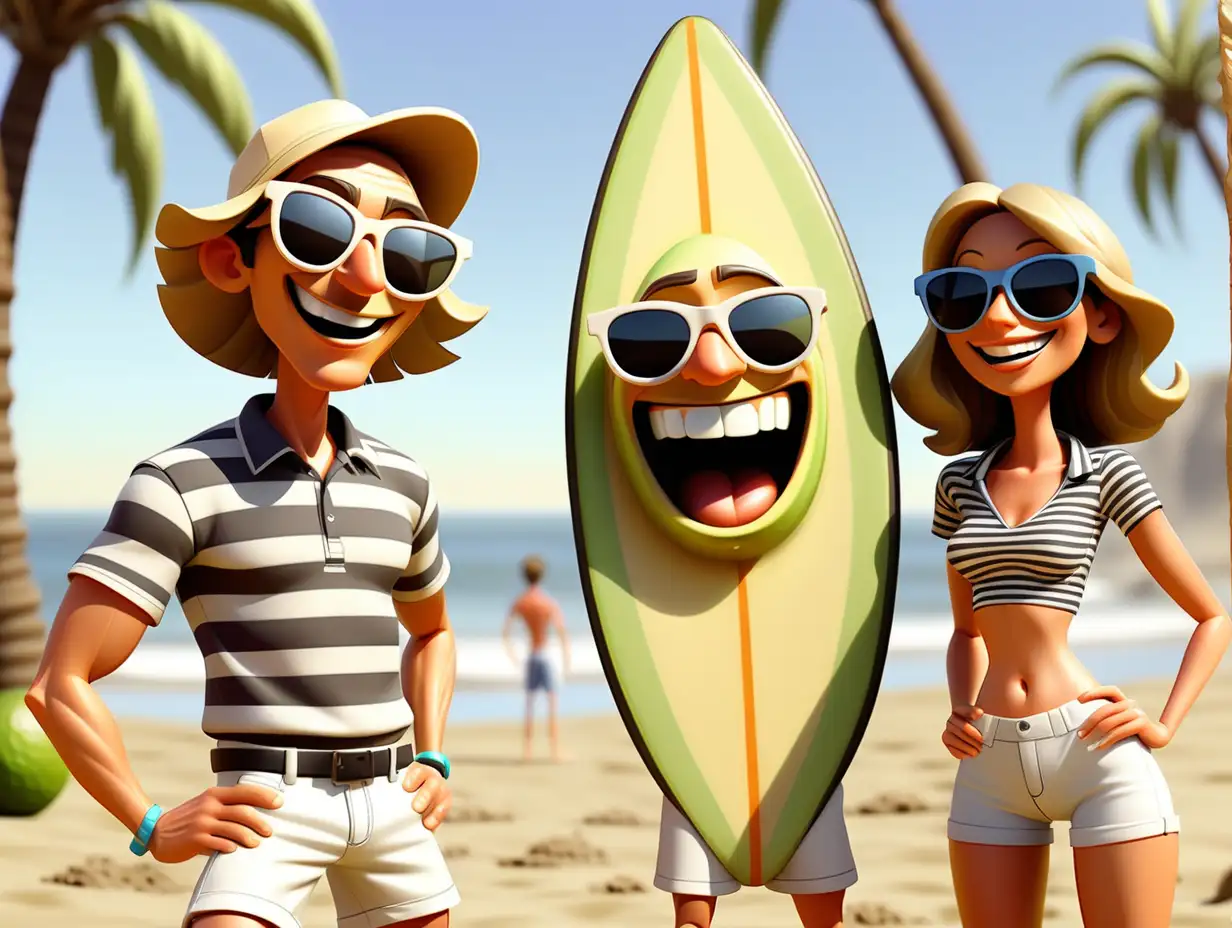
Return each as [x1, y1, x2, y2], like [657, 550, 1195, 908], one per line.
[692, 23, 899, 863]
[565, 21, 736, 855]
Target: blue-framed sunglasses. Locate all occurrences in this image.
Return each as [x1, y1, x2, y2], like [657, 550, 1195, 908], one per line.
[913, 253, 1098, 335]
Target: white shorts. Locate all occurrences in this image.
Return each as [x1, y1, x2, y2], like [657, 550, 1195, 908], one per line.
[184, 766, 458, 928]
[654, 784, 856, 896]
[949, 698, 1180, 849]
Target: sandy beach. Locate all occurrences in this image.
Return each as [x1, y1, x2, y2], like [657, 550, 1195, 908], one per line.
[4, 676, 1232, 927]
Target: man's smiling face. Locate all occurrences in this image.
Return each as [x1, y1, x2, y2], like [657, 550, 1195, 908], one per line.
[198, 145, 429, 392]
[944, 211, 1122, 397]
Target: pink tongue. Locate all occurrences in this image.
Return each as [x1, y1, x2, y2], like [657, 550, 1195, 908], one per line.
[680, 469, 779, 527]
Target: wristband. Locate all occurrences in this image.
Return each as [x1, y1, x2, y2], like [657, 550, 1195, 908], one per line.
[414, 750, 450, 780]
[129, 804, 162, 857]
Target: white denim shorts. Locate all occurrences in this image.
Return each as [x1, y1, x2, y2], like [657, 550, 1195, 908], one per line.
[948, 698, 1180, 848]
[654, 783, 857, 896]
[183, 758, 458, 928]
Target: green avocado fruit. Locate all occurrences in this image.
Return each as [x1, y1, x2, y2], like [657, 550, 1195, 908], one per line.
[0, 687, 70, 816]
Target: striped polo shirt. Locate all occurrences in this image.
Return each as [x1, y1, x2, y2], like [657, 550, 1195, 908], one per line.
[932, 433, 1161, 614]
[69, 394, 449, 748]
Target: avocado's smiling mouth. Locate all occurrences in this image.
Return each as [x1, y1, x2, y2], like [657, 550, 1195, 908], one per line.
[287, 279, 392, 343]
[632, 382, 809, 528]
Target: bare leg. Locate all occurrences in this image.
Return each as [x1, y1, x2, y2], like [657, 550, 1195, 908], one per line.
[950, 840, 1049, 928]
[673, 894, 716, 928]
[523, 690, 534, 761]
[1073, 833, 1177, 928]
[548, 688, 562, 761]
[390, 912, 449, 927]
[792, 890, 845, 928]
[190, 915, 276, 927]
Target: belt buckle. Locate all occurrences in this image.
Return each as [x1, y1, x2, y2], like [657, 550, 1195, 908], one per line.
[331, 749, 374, 784]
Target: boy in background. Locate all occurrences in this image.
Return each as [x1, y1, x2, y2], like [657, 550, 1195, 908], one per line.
[503, 556, 570, 761]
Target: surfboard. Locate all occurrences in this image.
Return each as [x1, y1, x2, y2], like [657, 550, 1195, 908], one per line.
[565, 16, 899, 886]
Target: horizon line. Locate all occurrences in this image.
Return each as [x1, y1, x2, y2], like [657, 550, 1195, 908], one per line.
[20, 505, 934, 517]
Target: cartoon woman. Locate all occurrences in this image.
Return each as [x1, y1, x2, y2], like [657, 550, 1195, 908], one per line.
[891, 182, 1231, 927]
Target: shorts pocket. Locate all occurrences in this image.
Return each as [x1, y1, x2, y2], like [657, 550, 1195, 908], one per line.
[235, 771, 286, 793]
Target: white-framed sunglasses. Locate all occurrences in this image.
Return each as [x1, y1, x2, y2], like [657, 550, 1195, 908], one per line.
[258, 179, 473, 301]
[586, 286, 826, 386]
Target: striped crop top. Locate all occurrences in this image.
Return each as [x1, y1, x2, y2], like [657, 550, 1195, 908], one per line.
[932, 433, 1161, 614]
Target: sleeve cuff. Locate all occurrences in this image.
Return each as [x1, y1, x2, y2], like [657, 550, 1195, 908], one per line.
[67, 564, 166, 626]
[392, 555, 451, 604]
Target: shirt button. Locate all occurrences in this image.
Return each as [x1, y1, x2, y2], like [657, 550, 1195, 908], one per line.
[1018, 720, 1030, 732]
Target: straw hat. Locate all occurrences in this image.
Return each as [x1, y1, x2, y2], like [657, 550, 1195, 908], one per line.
[153, 99, 487, 381]
[156, 98, 479, 247]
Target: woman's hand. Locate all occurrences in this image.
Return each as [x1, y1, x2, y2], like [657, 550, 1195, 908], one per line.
[1077, 685, 1172, 750]
[942, 704, 985, 760]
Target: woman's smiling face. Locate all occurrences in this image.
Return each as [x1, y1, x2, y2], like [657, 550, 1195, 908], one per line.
[945, 211, 1122, 397]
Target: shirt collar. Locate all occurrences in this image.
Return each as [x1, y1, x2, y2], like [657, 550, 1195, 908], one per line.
[235, 394, 381, 477]
[964, 431, 1093, 482]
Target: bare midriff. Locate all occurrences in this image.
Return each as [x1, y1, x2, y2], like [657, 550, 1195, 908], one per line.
[973, 602, 1098, 718]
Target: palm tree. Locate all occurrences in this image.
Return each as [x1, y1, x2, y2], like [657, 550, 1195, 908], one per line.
[1218, 0, 1232, 613]
[1056, 0, 1224, 232]
[748, 0, 989, 184]
[0, 0, 342, 692]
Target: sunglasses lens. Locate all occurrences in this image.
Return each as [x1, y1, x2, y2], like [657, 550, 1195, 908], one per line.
[278, 192, 355, 267]
[383, 227, 458, 297]
[728, 293, 814, 367]
[923, 271, 989, 332]
[607, 310, 691, 380]
[1009, 258, 1081, 320]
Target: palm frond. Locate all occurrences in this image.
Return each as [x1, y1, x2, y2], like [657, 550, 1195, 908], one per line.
[1131, 113, 1161, 233]
[1155, 126, 1183, 232]
[1053, 42, 1172, 96]
[119, 0, 253, 155]
[89, 33, 162, 273]
[1069, 79, 1160, 187]
[748, 0, 787, 76]
[1147, 0, 1177, 59]
[180, 0, 342, 96]
[1172, 0, 1211, 77]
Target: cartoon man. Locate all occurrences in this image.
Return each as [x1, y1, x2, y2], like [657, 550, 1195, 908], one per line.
[502, 555, 571, 761]
[584, 234, 858, 928]
[26, 99, 485, 928]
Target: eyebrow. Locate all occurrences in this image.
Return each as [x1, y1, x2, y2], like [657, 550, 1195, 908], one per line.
[639, 269, 698, 299]
[715, 264, 780, 286]
[301, 174, 360, 205]
[1016, 237, 1050, 250]
[383, 195, 427, 222]
[954, 248, 983, 262]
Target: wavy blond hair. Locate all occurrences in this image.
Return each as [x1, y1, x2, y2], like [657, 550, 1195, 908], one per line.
[890, 182, 1188, 455]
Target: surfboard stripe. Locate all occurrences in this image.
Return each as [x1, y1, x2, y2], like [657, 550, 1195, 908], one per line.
[737, 561, 763, 884]
[685, 19, 713, 235]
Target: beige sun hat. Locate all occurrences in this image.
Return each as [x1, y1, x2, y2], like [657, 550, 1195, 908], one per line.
[153, 99, 487, 382]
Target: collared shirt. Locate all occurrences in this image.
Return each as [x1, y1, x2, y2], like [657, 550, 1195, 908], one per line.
[70, 395, 448, 747]
[931, 432, 1161, 615]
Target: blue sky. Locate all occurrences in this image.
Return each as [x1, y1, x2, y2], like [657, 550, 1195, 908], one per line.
[6, 0, 1228, 513]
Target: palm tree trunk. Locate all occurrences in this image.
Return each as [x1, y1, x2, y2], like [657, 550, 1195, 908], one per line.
[1219, 1, 1232, 613]
[1196, 123, 1229, 198]
[866, 0, 989, 184]
[0, 55, 58, 690]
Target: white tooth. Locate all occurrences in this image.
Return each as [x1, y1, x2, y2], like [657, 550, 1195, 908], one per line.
[662, 408, 686, 439]
[296, 285, 377, 328]
[985, 337, 1046, 358]
[649, 409, 667, 440]
[721, 402, 759, 438]
[774, 394, 791, 430]
[758, 396, 776, 432]
[684, 406, 723, 439]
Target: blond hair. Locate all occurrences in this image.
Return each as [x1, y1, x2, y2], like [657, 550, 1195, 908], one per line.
[890, 182, 1187, 455]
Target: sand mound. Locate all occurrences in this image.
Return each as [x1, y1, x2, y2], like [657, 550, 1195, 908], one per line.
[855, 791, 935, 815]
[448, 805, 513, 823]
[591, 874, 647, 894]
[846, 902, 926, 925]
[442, 845, 470, 859]
[582, 808, 645, 826]
[42, 856, 179, 894]
[499, 833, 609, 868]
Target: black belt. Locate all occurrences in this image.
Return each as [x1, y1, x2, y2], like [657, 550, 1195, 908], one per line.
[211, 744, 416, 783]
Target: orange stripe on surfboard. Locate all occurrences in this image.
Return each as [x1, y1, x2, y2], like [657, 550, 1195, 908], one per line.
[685, 19, 712, 235]
[687, 16, 762, 886]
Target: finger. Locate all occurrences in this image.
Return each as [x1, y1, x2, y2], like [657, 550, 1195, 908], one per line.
[1078, 685, 1125, 704]
[942, 732, 980, 758]
[1088, 709, 1142, 741]
[200, 836, 240, 855]
[1078, 702, 1133, 737]
[412, 783, 437, 814]
[216, 784, 284, 809]
[402, 764, 427, 793]
[210, 819, 266, 850]
[1093, 717, 1147, 750]
[945, 718, 983, 749]
[217, 803, 274, 838]
[424, 798, 451, 830]
[954, 705, 984, 721]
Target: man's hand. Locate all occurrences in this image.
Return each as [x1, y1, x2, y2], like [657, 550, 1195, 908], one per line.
[147, 783, 283, 863]
[402, 762, 451, 831]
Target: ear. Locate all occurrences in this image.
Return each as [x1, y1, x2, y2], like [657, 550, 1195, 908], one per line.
[198, 236, 253, 294]
[1086, 294, 1123, 346]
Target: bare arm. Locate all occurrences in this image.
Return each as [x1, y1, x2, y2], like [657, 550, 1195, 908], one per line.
[395, 590, 456, 755]
[25, 576, 156, 835]
[502, 607, 518, 666]
[945, 561, 988, 712]
[1127, 510, 1232, 736]
[552, 602, 571, 673]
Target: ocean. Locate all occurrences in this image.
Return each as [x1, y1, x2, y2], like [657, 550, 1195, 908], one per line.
[21, 511, 1206, 725]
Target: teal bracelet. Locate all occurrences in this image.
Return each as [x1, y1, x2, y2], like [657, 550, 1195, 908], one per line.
[129, 804, 162, 857]
[415, 750, 450, 780]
